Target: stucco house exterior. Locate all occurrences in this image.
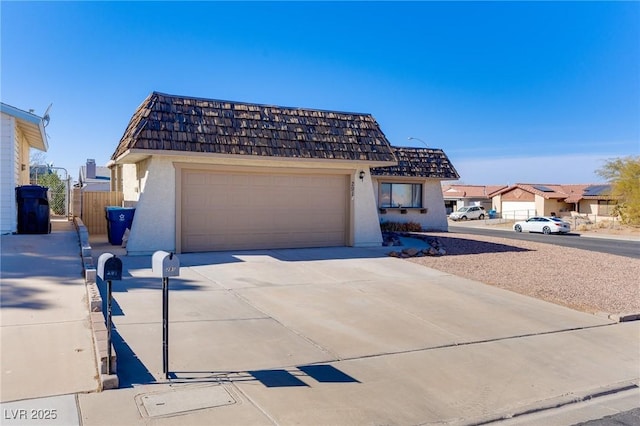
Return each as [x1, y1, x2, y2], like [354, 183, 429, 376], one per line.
[110, 93, 460, 254]
[441, 184, 506, 214]
[1, 103, 49, 234]
[371, 147, 459, 231]
[492, 183, 617, 220]
[109, 92, 405, 254]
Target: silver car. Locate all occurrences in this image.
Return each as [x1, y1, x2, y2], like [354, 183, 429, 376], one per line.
[449, 206, 486, 221]
[513, 216, 571, 234]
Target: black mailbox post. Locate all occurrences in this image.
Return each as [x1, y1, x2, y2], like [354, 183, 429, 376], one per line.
[152, 250, 180, 379]
[97, 253, 123, 375]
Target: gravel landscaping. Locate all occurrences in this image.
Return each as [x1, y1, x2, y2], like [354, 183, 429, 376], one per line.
[406, 232, 640, 316]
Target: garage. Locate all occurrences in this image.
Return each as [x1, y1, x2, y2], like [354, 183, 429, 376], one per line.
[181, 169, 349, 252]
[501, 201, 536, 220]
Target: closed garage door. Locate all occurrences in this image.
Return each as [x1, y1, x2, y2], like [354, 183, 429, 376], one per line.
[501, 201, 536, 220]
[181, 169, 348, 252]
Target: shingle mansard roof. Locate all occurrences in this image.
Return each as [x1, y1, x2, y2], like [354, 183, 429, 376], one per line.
[371, 147, 460, 180]
[112, 92, 397, 163]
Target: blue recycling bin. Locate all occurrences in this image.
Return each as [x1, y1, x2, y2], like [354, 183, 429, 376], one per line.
[16, 185, 51, 234]
[488, 209, 497, 219]
[105, 207, 135, 245]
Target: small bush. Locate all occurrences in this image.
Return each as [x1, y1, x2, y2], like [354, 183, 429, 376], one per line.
[380, 221, 423, 232]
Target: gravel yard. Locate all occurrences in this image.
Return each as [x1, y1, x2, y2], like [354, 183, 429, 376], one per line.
[407, 232, 640, 316]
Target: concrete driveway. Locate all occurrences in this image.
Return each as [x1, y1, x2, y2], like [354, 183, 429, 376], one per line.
[75, 242, 639, 425]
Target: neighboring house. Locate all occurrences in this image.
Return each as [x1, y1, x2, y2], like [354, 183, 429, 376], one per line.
[371, 147, 459, 231]
[108, 91, 398, 254]
[78, 159, 111, 191]
[492, 183, 616, 220]
[0, 102, 49, 234]
[441, 184, 507, 214]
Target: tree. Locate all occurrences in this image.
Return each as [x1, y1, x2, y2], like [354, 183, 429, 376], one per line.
[597, 156, 640, 226]
[35, 171, 66, 215]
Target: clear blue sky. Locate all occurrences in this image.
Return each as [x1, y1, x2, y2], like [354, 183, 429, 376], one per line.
[2, 1, 638, 185]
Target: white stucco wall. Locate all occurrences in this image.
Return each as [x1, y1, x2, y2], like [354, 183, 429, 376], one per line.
[1, 114, 17, 234]
[373, 178, 449, 231]
[352, 169, 383, 247]
[120, 154, 386, 254]
[125, 157, 176, 255]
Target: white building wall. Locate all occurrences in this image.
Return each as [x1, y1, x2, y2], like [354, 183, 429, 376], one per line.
[18, 129, 30, 185]
[373, 178, 449, 231]
[0, 114, 17, 234]
[352, 169, 383, 247]
[125, 157, 176, 255]
[122, 155, 386, 254]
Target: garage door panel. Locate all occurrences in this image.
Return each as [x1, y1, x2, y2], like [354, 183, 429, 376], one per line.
[502, 201, 536, 220]
[182, 170, 347, 252]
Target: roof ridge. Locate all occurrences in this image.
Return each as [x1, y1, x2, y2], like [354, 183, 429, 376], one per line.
[150, 91, 374, 117]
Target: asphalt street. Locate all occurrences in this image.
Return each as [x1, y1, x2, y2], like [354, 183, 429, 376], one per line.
[449, 225, 640, 259]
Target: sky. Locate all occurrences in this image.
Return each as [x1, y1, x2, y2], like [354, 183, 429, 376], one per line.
[1, 1, 638, 185]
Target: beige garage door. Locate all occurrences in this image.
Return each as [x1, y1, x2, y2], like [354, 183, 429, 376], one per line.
[181, 169, 348, 252]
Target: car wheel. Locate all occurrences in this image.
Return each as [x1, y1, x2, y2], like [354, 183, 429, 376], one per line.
[479, 214, 485, 220]
[461, 216, 468, 221]
[514, 224, 522, 232]
[542, 226, 551, 235]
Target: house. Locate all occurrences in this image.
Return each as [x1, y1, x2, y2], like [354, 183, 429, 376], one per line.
[78, 159, 111, 191]
[0, 102, 49, 234]
[492, 183, 616, 220]
[371, 147, 459, 230]
[108, 91, 400, 254]
[441, 184, 507, 214]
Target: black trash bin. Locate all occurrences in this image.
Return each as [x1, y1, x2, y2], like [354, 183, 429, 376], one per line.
[105, 206, 135, 245]
[16, 185, 51, 234]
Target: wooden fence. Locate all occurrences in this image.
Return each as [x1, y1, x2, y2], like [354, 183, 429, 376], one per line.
[75, 190, 123, 235]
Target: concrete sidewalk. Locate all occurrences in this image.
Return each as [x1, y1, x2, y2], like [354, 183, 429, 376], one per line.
[0, 219, 100, 402]
[1, 222, 638, 425]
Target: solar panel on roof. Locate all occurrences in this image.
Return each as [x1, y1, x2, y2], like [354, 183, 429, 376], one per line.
[583, 185, 611, 196]
[533, 185, 554, 192]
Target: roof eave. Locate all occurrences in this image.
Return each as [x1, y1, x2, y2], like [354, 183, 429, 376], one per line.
[0, 103, 49, 152]
[113, 148, 398, 168]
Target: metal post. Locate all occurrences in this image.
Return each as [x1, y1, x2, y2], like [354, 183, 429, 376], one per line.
[162, 276, 169, 379]
[106, 279, 112, 374]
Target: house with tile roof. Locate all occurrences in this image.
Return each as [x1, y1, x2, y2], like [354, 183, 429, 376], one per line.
[371, 147, 459, 230]
[1, 102, 49, 234]
[109, 92, 459, 254]
[441, 184, 507, 215]
[492, 183, 616, 220]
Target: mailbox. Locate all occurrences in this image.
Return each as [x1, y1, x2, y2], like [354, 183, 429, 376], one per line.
[152, 251, 180, 278]
[97, 253, 123, 281]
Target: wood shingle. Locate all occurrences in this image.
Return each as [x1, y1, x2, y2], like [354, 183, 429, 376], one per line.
[371, 147, 459, 179]
[112, 92, 397, 163]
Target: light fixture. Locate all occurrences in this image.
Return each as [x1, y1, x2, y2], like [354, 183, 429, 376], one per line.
[359, 170, 366, 181]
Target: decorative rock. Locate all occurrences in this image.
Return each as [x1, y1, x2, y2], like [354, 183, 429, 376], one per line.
[402, 248, 419, 257]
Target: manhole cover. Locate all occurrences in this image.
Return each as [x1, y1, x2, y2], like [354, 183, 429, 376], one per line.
[137, 384, 236, 417]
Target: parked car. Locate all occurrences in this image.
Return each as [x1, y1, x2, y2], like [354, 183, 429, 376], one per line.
[449, 206, 486, 221]
[513, 216, 571, 234]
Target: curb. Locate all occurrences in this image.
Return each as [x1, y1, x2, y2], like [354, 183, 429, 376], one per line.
[73, 217, 118, 390]
[462, 381, 640, 425]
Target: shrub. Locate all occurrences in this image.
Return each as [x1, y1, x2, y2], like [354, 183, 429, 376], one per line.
[380, 221, 423, 232]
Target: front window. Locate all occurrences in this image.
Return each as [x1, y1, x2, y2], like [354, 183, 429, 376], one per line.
[598, 200, 616, 216]
[380, 183, 422, 208]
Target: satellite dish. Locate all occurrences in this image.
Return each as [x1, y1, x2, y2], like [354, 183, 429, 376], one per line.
[42, 103, 52, 127]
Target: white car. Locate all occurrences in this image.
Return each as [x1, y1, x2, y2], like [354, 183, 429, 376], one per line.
[513, 216, 571, 234]
[449, 206, 486, 221]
